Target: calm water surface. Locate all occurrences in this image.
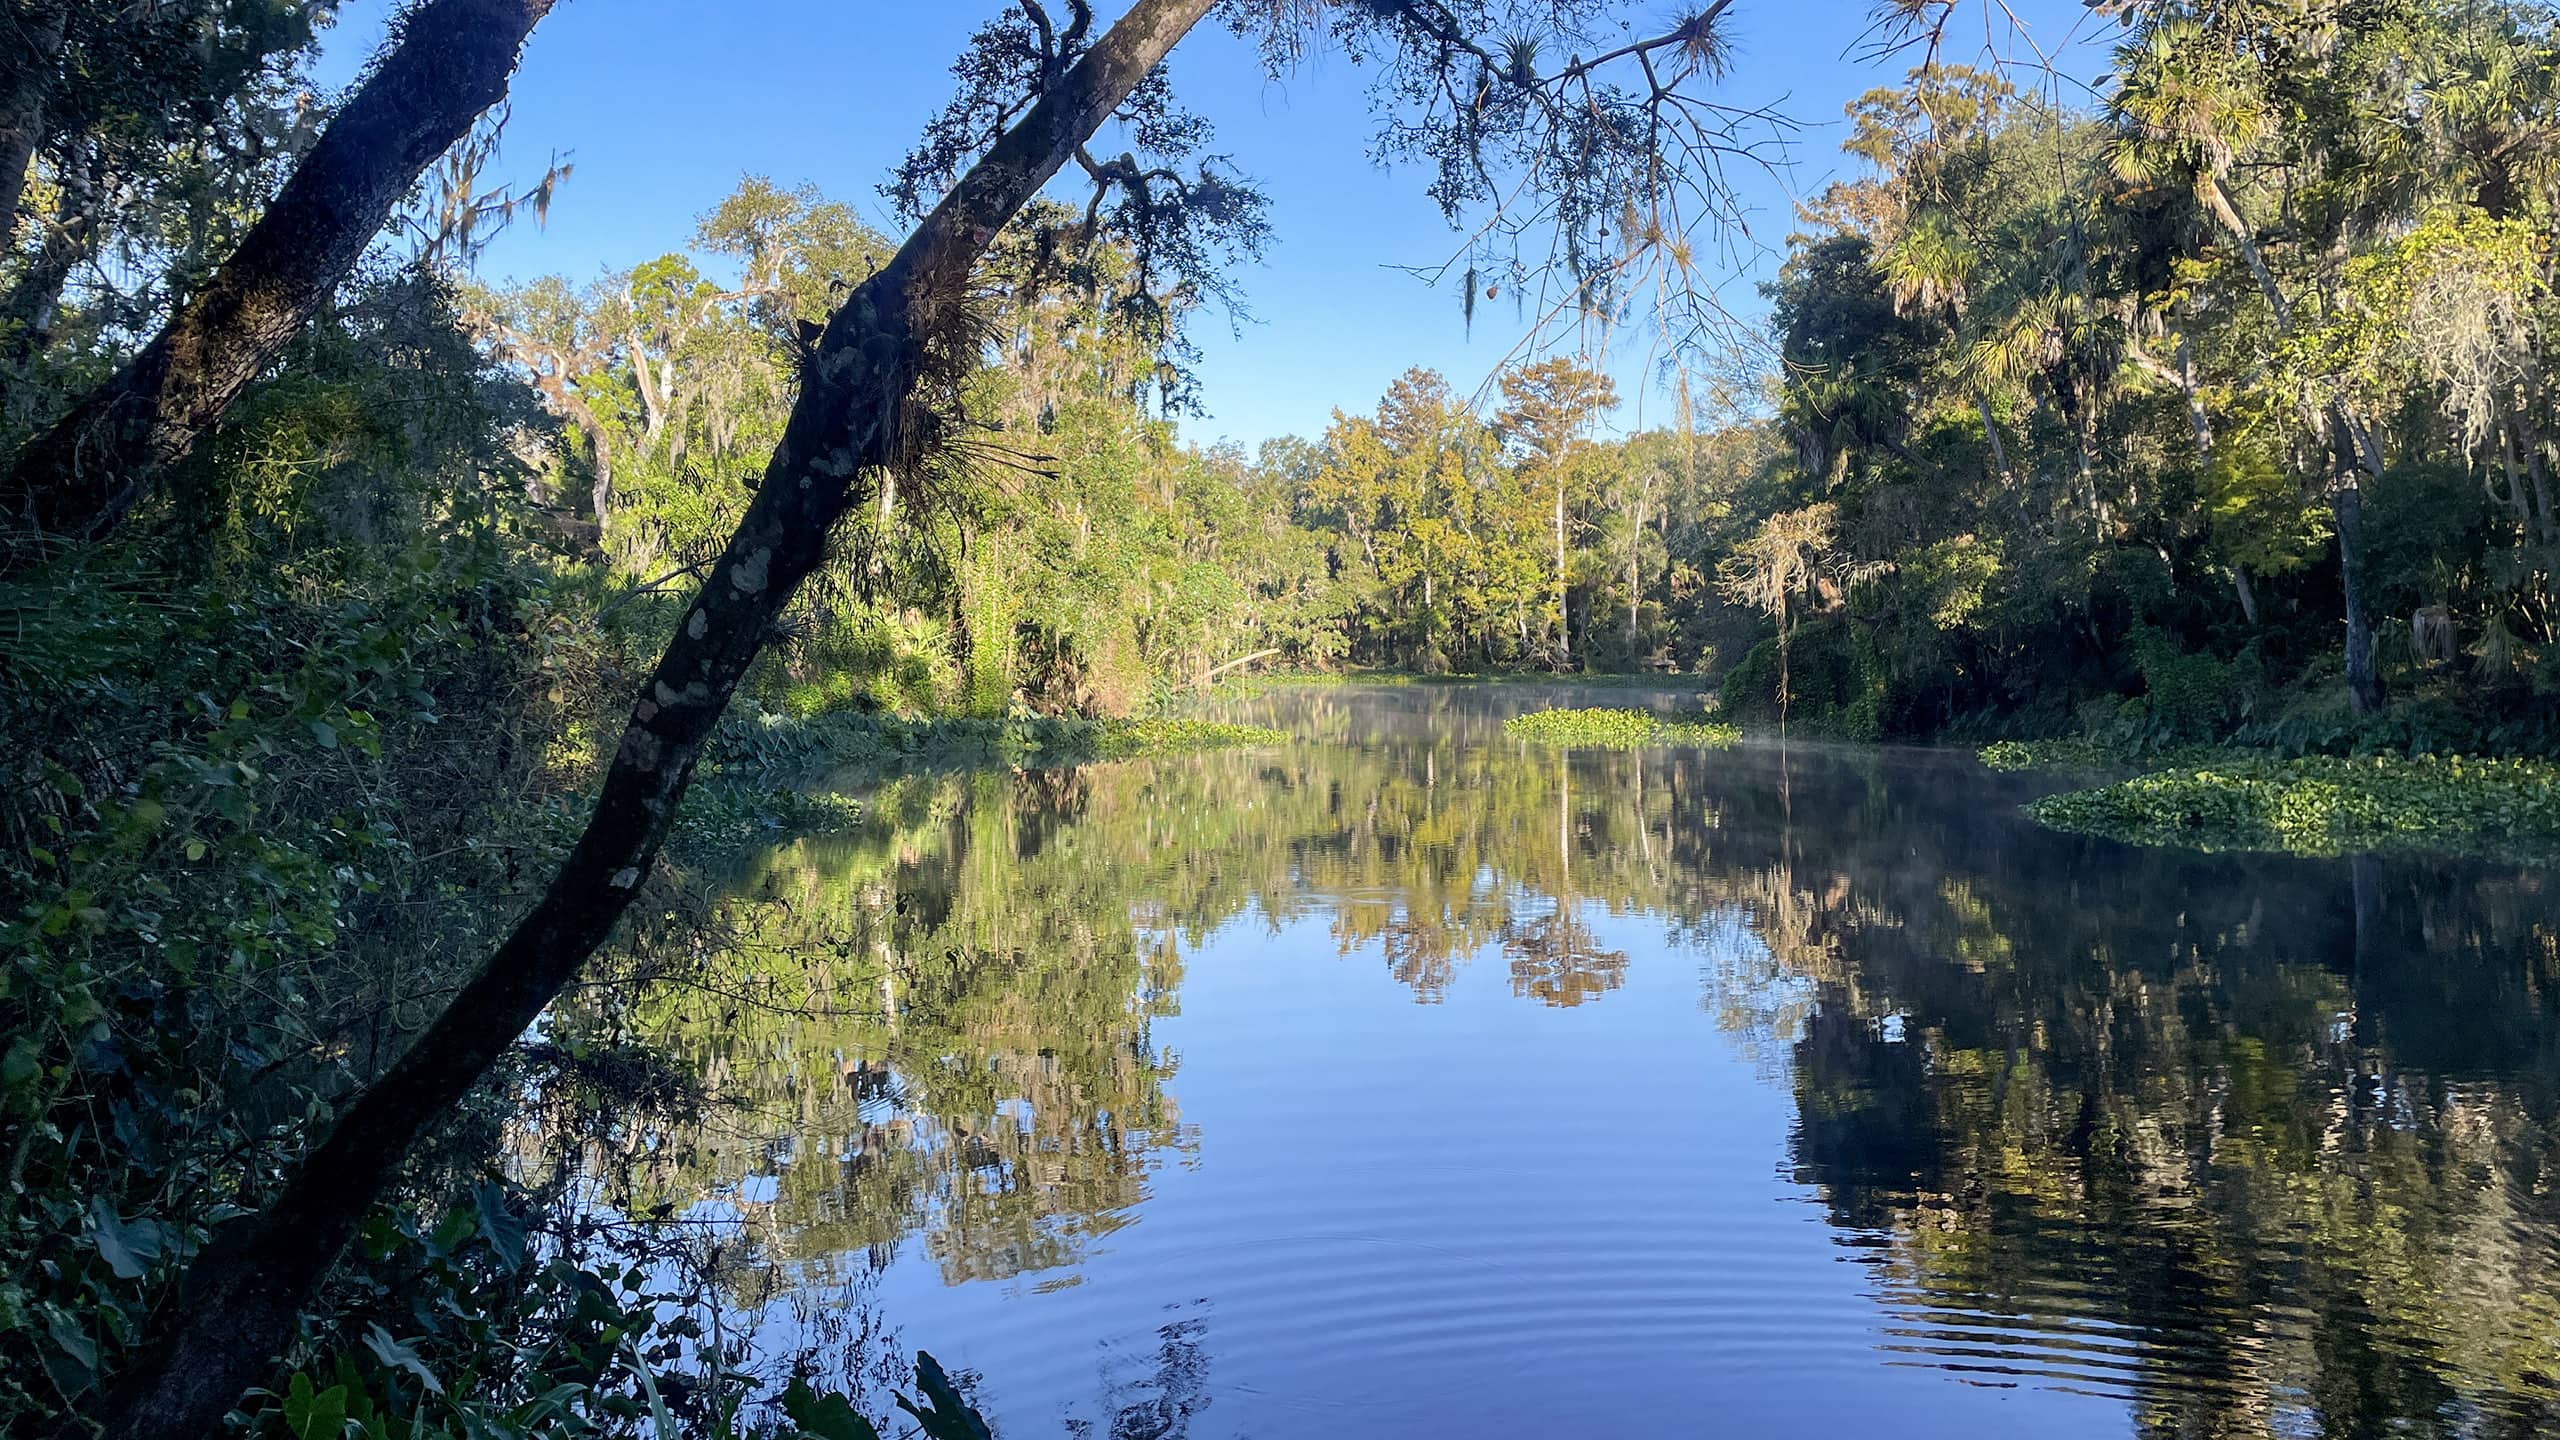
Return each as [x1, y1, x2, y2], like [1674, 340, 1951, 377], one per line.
[655, 685, 2560, 1437]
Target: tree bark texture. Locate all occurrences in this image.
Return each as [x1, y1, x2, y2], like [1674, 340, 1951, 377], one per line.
[1973, 391, 2011, 488]
[90, 5, 1216, 1439]
[0, 128, 93, 379]
[0, 0, 64, 246]
[1552, 474, 1570, 669]
[0, 0, 558, 565]
[2329, 411, 2384, 715]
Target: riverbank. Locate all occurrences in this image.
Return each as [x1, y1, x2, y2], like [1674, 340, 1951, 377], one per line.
[705, 706, 1292, 784]
[1209, 668, 1715, 701]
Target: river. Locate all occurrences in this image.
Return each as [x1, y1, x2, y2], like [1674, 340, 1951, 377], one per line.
[623, 683, 2560, 1437]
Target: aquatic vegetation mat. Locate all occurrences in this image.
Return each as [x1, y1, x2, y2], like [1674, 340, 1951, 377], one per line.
[1977, 739, 2229, 773]
[1504, 707, 1740, 749]
[1085, 718, 1294, 759]
[711, 707, 1290, 777]
[2026, 753, 2560, 858]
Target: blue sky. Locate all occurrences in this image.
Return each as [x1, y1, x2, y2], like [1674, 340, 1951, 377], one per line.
[319, 1, 2124, 447]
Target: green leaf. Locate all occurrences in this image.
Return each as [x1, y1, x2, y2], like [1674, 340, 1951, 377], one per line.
[42, 1311, 96, 1397]
[474, 1182, 526, 1269]
[46, 1313, 96, 1371]
[361, 1325, 445, 1396]
[309, 720, 338, 750]
[90, 1197, 163, 1280]
[2, 1037, 39, 1090]
[628, 1340, 679, 1440]
[283, 1374, 349, 1440]
[782, 1378, 882, 1440]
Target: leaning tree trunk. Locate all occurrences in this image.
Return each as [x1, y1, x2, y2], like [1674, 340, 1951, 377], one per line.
[2518, 402, 2559, 545]
[2328, 409, 2384, 716]
[1973, 391, 2012, 489]
[0, 0, 558, 567]
[2165, 329, 2256, 626]
[89, 5, 1216, 1439]
[2201, 176, 2288, 329]
[0, 130, 95, 376]
[0, 0, 65, 246]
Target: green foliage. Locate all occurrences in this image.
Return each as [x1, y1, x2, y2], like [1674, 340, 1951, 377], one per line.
[2201, 434, 2325, 578]
[1084, 718, 1294, 759]
[767, 606, 957, 720]
[1977, 739, 2042, 771]
[706, 705, 1285, 780]
[1503, 707, 1740, 748]
[227, 1186, 989, 1440]
[2128, 628, 2262, 739]
[1977, 737, 2231, 773]
[2029, 753, 2560, 858]
[10, 5, 2560, 1433]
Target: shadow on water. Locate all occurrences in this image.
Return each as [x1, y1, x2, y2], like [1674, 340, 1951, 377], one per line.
[584, 683, 2560, 1437]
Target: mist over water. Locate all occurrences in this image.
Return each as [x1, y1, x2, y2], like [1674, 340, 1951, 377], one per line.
[652, 684, 2560, 1438]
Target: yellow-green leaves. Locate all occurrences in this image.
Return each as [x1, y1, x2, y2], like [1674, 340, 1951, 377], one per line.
[2027, 752, 2560, 859]
[1505, 706, 1740, 748]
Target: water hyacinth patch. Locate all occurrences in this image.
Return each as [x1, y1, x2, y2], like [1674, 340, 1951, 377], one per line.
[2027, 753, 2560, 859]
[1086, 718, 1293, 759]
[1978, 739, 2231, 773]
[1504, 707, 1742, 749]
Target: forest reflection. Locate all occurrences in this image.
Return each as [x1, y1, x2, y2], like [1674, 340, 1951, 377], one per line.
[583, 687, 2560, 1435]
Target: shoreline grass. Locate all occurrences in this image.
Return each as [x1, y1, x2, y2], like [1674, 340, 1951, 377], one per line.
[710, 707, 1290, 779]
[682, 711, 1290, 845]
[1210, 668, 1711, 700]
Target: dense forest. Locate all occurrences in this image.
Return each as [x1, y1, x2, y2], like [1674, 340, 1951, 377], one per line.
[464, 0, 2560, 749]
[1, 0, 2555, 1437]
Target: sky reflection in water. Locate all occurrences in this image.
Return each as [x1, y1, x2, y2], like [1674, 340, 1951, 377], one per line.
[637, 685, 2560, 1439]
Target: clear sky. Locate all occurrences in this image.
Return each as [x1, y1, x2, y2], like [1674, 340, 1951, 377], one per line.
[317, 1, 2124, 448]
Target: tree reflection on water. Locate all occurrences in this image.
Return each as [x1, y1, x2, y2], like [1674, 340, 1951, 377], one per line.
[565, 686, 2560, 1434]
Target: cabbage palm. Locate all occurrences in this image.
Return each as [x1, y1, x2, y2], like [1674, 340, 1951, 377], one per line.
[2109, 20, 2289, 325]
[1880, 211, 2013, 487]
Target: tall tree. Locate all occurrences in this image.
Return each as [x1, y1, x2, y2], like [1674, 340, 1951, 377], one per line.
[0, 0, 65, 245]
[87, 6, 1222, 1436]
[0, 0, 558, 566]
[92, 1, 1766, 1430]
[1498, 357, 1618, 669]
[2110, 9, 2393, 711]
[1720, 503, 1862, 727]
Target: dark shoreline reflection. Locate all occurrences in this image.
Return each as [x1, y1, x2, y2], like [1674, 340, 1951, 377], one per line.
[601, 684, 2560, 1436]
